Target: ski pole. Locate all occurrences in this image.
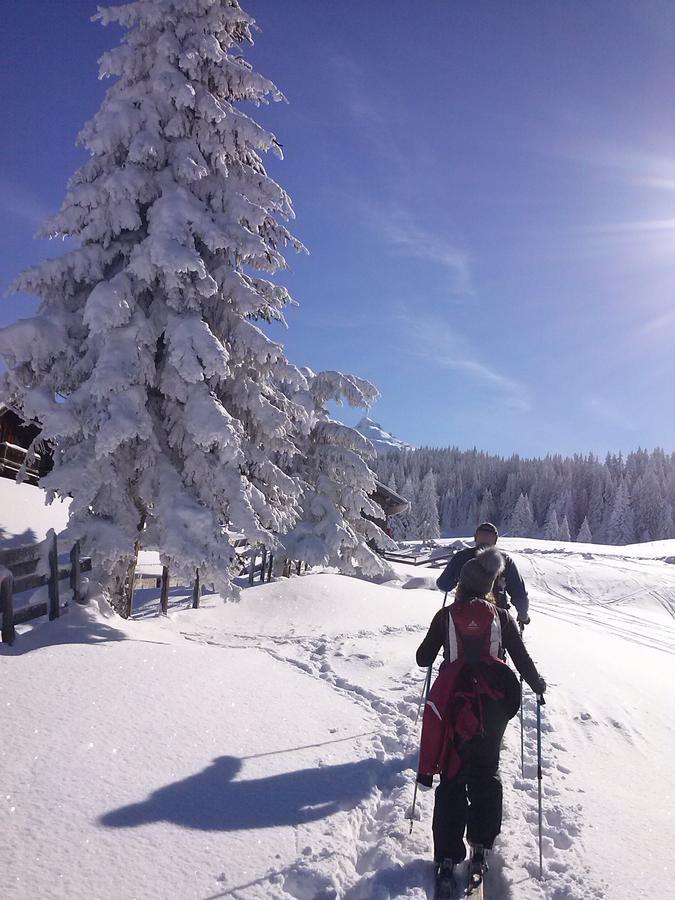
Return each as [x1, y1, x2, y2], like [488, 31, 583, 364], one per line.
[536, 693, 546, 880]
[408, 591, 449, 832]
[519, 621, 524, 777]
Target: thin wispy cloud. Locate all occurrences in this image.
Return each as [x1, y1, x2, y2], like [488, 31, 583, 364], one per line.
[396, 311, 531, 413]
[328, 54, 387, 126]
[576, 214, 675, 266]
[584, 218, 675, 235]
[639, 308, 675, 337]
[584, 396, 634, 431]
[0, 180, 51, 230]
[361, 201, 472, 295]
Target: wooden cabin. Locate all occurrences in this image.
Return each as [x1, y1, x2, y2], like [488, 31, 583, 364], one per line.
[0, 406, 52, 485]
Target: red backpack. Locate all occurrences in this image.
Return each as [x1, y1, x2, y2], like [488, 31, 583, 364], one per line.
[418, 598, 518, 781]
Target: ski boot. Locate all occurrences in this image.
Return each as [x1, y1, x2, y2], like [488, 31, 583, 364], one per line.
[467, 844, 488, 891]
[435, 858, 456, 899]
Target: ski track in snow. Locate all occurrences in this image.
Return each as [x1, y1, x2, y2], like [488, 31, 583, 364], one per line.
[180, 610, 599, 900]
[522, 555, 675, 655]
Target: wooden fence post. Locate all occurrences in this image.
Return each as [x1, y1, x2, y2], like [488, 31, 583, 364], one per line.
[160, 566, 169, 616]
[70, 541, 84, 605]
[192, 569, 201, 609]
[259, 547, 267, 584]
[47, 530, 60, 621]
[124, 541, 140, 619]
[266, 552, 273, 582]
[0, 574, 15, 645]
[248, 547, 256, 586]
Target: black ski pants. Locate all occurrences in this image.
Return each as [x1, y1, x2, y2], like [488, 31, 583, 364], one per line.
[432, 699, 510, 864]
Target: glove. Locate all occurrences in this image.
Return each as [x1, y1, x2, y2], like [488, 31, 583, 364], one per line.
[416, 773, 434, 790]
[535, 677, 547, 696]
[517, 613, 531, 629]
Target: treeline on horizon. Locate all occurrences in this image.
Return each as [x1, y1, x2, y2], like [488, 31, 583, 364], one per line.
[374, 446, 675, 546]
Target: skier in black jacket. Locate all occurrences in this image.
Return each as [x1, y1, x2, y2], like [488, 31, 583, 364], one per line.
[437, 522, 531, 626]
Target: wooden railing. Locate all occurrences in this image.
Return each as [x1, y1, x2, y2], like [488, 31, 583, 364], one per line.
[0, 440, 42, 485]
[0, 531, 91, 644]
[381, 547, 454, 567]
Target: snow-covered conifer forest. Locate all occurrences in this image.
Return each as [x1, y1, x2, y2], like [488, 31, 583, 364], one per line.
[0, 0, 391, 608]
[375, 446, 675, 544]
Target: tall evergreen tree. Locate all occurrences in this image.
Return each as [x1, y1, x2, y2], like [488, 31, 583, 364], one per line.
[477, 488, 495, 525]
[607, 480, 636, 545]
[633, 467, 661, 541]
[543, 506, 560, 541]
[395, 476, 416, 540]
[509, 492, 535, 537]
[416, 470, 440, 542]
[0, 1, 381, 603]
[576, 517, 592, 543]
[558, 514, 571, 542]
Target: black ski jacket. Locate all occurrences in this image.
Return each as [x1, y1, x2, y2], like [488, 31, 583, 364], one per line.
[416, 605, 544, 695]
[436, 547, 529, 619]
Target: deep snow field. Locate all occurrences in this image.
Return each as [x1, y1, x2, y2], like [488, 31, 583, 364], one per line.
[2, 486, 675, 899]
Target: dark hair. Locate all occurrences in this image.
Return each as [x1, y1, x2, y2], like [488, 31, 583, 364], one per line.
[475, 522, 498, 538]
[454, 583, 474, 603]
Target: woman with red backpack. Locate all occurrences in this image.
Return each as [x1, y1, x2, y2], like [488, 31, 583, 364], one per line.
[416, 547, 546, 896]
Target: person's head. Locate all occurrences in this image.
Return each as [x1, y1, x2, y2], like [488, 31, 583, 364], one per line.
[474, 522, 498, 549]
[457, 547, 504, 600]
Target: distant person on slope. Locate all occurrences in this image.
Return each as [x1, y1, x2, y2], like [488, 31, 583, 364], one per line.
[416, 548, 546, 895]
[437, 522, 531, 627]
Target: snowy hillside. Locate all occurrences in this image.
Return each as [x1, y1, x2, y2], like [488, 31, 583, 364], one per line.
[2, 537, 674, 899]
[356, 417, 415, 454]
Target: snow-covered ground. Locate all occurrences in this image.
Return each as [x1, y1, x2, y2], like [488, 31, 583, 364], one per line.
[2, 529, 674, 899]
[0, 477, 70, 547]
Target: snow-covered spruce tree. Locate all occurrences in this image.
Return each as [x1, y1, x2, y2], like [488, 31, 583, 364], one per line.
[415, 470, 440, 543]
[509, 492, 534, 537]
[558, 514, 571, 543]
[280, 371, 394, 578]
[477, 488, 495, 526]
[576, 516, 592, 543]
[607, 479, 636, 545]
[543, 506, 560, 541]
[0, 1, 323, 606]
[395, 476, 417, 540]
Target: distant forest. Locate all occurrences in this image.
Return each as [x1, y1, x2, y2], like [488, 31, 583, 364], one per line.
[373, 447, 675, 545]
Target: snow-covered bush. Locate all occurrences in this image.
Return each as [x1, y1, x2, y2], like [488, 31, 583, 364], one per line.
[281, 370, 395, 578]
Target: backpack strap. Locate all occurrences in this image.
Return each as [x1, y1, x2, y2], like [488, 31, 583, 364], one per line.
[489, 608, 503, 658]
[444, 607, 460, 663]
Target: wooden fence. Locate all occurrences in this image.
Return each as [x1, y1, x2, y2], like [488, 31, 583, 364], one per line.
[1, 532, 310, 636]
[123, 542, 306, 619]
[0, 531, 91, 644]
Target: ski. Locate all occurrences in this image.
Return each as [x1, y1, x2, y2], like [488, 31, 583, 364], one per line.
[464, 874, 484, 898]
[464, 848, 486, 898]
[434, 860, 457, 899]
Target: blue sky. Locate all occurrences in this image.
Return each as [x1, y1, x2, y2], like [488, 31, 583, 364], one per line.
[2, 0, 675, 456]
